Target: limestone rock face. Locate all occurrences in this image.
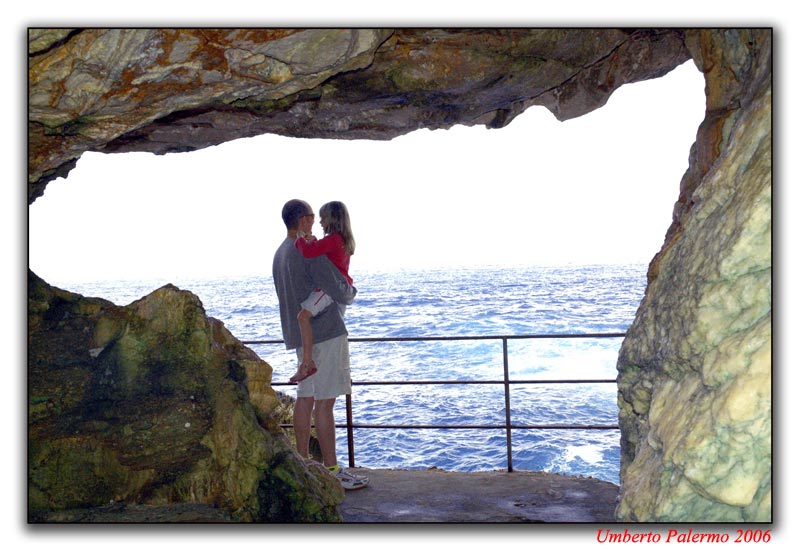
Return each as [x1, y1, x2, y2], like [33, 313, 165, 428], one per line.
[28, 271, 343, 521]
[617, 30, 772, 522]
[27, 28, 772, 522]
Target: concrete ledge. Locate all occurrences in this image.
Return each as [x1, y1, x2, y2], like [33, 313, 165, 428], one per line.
[339, 468, 620, 523]
[32, 468, 620, 523]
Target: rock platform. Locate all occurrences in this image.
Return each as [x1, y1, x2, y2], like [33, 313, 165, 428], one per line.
[35, 468, 618, 523]
[339, 468, 619, 523]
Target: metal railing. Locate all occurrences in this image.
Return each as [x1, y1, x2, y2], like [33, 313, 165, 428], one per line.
[242, 332, 625, 472]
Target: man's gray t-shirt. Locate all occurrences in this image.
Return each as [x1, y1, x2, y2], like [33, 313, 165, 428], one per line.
[272, 236, 356, 350]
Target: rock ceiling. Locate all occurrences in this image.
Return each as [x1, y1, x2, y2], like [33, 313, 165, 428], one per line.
[28, 28, 691, 204]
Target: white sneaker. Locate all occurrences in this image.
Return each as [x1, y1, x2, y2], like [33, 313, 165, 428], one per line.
[329, 465, 369, 491]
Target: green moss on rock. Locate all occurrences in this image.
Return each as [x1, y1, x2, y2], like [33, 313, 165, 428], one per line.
[28, 271, 344, 522]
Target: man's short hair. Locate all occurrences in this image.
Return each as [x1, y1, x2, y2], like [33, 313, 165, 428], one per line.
[282, 199, 310, 230]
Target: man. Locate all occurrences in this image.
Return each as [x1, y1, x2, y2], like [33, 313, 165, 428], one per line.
[272, 199, 368, 490]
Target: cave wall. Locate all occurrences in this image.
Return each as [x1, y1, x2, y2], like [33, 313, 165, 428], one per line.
[616, 29, 772, 522]
[27, 28, 771, 522]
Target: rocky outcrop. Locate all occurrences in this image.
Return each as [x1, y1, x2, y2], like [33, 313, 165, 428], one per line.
[28, 271, 343, 521]
[616, 29, 772, 522]
[27, 28, 771, 522]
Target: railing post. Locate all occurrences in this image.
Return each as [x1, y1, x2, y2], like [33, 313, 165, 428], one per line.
[346, 392, 355, 468]
[502, 337, 513, 473]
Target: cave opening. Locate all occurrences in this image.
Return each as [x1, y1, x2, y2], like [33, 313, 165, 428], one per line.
[30, 60, 705, 287]
[28, 60, 706, 482]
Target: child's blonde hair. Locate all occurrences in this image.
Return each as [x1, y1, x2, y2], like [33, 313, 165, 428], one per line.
[319, 201, 355, 255]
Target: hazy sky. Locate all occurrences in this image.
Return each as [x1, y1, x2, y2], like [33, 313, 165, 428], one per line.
[29, 60, 705, 284]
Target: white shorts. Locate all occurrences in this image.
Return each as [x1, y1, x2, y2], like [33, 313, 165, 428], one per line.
[301, 288, 334, 316]
[296, 334, 351, 400]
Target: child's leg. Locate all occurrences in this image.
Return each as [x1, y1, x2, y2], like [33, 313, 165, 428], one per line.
[289, 289, 333, 383]
[290, 308, 317, 383]
[298, 307, 315, 370]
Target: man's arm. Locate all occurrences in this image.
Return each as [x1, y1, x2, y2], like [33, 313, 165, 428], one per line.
[308, 255, 357, 305]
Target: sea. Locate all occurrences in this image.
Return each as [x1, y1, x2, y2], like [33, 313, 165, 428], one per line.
[60, 263, 648, 485]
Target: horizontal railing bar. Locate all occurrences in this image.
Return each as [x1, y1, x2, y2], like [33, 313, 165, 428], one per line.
[349, 333, 627, 342]
[272, 378, 617, 387]
[346, 424, 620, 430]
[250, 331, 626, 470]
[242, 332, 626, 346]
[281, 423, 619, 430]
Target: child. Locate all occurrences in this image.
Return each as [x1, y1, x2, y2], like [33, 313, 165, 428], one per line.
[289, 201, 356, 383]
